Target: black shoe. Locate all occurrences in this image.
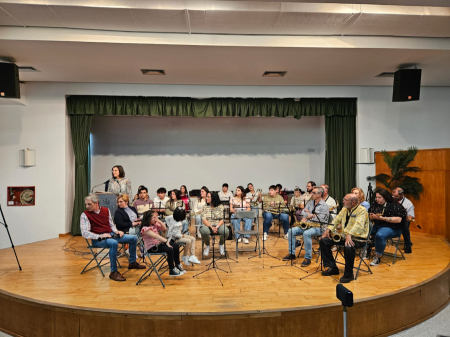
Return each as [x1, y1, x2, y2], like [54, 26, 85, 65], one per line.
[169, 268, 182, 277]
[282, 254, 296, 261]
[322, 267, 339, 276]
[301, 258, 311, 267]
[175, 264, 186, 274]
[404, 244, 412, 254]
[340, 274, 354, 283]
[295, 240, 302, 248]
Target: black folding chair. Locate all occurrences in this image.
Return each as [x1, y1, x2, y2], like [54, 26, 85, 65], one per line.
[234, 211, 260, 258]
[135, 233, 169, 287]
[81, 238, 122, 277]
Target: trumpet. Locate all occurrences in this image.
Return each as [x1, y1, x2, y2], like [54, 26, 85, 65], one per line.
[294, 221, 321, 230]
[251, 188, 262, 206]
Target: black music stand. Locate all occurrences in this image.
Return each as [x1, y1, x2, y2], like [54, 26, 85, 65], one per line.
[248, 202, 279, 268]
[0, 204, 22, 271]
[219, 200, 238, 267]
[193, 206, 230, 285]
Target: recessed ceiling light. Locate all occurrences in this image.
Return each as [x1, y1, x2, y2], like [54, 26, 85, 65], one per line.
[141, 69, 166, 75]
[262, 71, 287, 77]
[18, 66, 40, 72]
[375, 72, 395, 77]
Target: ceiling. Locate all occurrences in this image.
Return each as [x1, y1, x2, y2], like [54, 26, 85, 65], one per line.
[0, 0, 450, 86]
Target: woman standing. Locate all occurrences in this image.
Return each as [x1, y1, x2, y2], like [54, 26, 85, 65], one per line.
[140, 210, 185, 277]
[194, 186, 209, 238]
[230, 186, 252, 244]
[179, 185, 191, 213]
[200, 191, 229, 256]
[107, 165, 132, 204]
[166, 189, 189, 234]
[368, 188, 406, 266]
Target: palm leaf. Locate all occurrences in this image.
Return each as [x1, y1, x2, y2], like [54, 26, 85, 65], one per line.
[381, 150, 393, 168]
[367, 173, 391, 189]
[399, 146, 418, 168]
[390, 149, 406, 177]
[398, 176, 424, 200]
[399, 166, 421, 174]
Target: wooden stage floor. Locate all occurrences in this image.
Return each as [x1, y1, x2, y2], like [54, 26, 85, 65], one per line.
[0, 231, 449, 337]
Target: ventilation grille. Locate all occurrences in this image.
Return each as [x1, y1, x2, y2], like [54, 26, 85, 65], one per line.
[376, 72, 395, 77]
[262, 71, 287, 77]
[141, 69, 166, 75]
[18, 66, 40, 72]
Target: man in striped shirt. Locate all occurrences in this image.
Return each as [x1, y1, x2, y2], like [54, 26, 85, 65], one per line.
[320, 194, 369, 283]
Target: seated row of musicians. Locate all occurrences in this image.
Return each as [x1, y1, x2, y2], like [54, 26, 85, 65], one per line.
[283, 186, 330, 267]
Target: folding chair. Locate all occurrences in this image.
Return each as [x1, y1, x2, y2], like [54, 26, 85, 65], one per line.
[295, 234, 321, 261]
[135, 233, 169, 287]
[333, 222, 374, 280]
[81, 238, 122, 277]
[234, 211, 260, 258]
[384, 234, 406, 264]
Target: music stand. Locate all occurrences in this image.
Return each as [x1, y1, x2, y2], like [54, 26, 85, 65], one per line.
[0, 204, 22, 271]
[248, 202, 279, 268]
[193, 205, 230, 285]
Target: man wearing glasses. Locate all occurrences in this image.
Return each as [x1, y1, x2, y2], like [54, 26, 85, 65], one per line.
[283, 187, 329, 267]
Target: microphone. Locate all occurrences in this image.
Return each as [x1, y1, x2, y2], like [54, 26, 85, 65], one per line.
[91, 179, 110, 193]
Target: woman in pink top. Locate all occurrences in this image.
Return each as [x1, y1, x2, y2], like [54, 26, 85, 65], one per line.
[141, 210, 184, 277]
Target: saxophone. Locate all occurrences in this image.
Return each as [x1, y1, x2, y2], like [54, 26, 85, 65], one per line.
[293, 220, 321, 230]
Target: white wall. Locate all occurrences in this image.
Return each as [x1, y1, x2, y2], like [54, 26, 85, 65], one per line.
[1, 82, 450, 249]
[90, 116, 326, 197]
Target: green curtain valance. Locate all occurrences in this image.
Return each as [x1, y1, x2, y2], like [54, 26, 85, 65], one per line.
[67, 96, 356, 119]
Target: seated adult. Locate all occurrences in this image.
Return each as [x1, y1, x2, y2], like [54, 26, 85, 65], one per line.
[320, 194, 370, 283]
[194, 186, 209, 238]
[200, 191, 229, 256]
[289, 187, 303, 227]
[140, 210, 185, 277]
[262, 185, 289, 241]
[179, 185, 191, 213]
[166, 189, 189, 234]
[153, 187, 170, 215]
[132, 185, 154, 218]
[107, 165, 132, 203]
[165, 208, 201, 266]
[114, 194, 141, 234]
[80, 193, 145, 282]
[283, 187, 329, 267]
[277, 183, 288, 204]
[351, 187, 370, 211]
[392, 187, 415, 253]
[245, 183, 261, 218]
[297, 181, 316, 213]
[368, 188, 407, 266]
[230, 186, 252, 244]
[321, 184, 337, 220]
[218, 183, 233, 202]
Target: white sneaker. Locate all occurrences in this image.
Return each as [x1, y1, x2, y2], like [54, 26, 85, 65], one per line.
[219, 244, 225, 256]
[284, 234, 289, 240]
[189, 255, 201, 264]
[238, 238, 242, 243]
[243, 238, 249, 244]
[197, 230, 202, 239]
[181, 255, 190, 266]
[263, 233, 268, 241]
[203, 245, 210, 256]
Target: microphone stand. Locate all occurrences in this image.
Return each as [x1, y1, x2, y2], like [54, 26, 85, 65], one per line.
[0, 204, 22, 271]
[90, 180, 109, 193]
[248, 202, 279, 268]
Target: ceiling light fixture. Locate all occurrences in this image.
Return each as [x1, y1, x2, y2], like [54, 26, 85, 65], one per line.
[141, 69, 166, 75]
[262, 71, 287, 77]
[375, 72, 395, 77]
[18, 66, 40, 72]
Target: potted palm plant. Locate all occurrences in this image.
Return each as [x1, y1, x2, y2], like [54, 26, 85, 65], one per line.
[367, 146, 424, 200]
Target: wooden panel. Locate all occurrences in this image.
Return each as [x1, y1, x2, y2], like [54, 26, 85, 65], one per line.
[375, 148, 450, 238]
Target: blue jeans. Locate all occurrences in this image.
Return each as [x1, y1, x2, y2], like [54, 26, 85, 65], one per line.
[231, 213, 253, 238]
[263, 212, 289, 235]
[91, 233, 137, 273]
[181, 219, 189, 233]
[195, 214, 202, 227]
[288, 227, 321, 259]
[371, 225, 402, 256]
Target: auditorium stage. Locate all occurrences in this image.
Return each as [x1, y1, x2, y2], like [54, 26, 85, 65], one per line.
[0, 232, 449, 337]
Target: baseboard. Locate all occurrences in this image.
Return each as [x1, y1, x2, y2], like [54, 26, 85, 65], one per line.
[59, 232, 71, 237]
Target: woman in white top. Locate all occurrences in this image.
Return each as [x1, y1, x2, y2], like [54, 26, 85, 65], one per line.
[231, 186, 252, 244]
[194, 186, 209, 238]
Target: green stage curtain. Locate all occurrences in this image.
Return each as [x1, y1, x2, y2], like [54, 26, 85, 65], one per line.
[70, 115, 92, 235]
[325, 115, 357, 203]
[66, 96, 356, 233]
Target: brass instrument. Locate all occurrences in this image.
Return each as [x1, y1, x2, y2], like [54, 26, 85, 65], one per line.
[293, 221, 321, 230]
[331, 231, 343, 242]
[329, 201, 339, 212]
[250, 188, 262, 206]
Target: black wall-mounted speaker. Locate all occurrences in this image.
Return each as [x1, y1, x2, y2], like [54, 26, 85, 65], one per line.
[392, 69, 421, 102]
[0, 63, 20, 99]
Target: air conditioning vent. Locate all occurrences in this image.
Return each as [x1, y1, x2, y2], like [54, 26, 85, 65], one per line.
[262, 71, 287, 77]
[141, 69, 166, 76]
[18, 66, 40, 72]
[376, 72, 395, 77]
